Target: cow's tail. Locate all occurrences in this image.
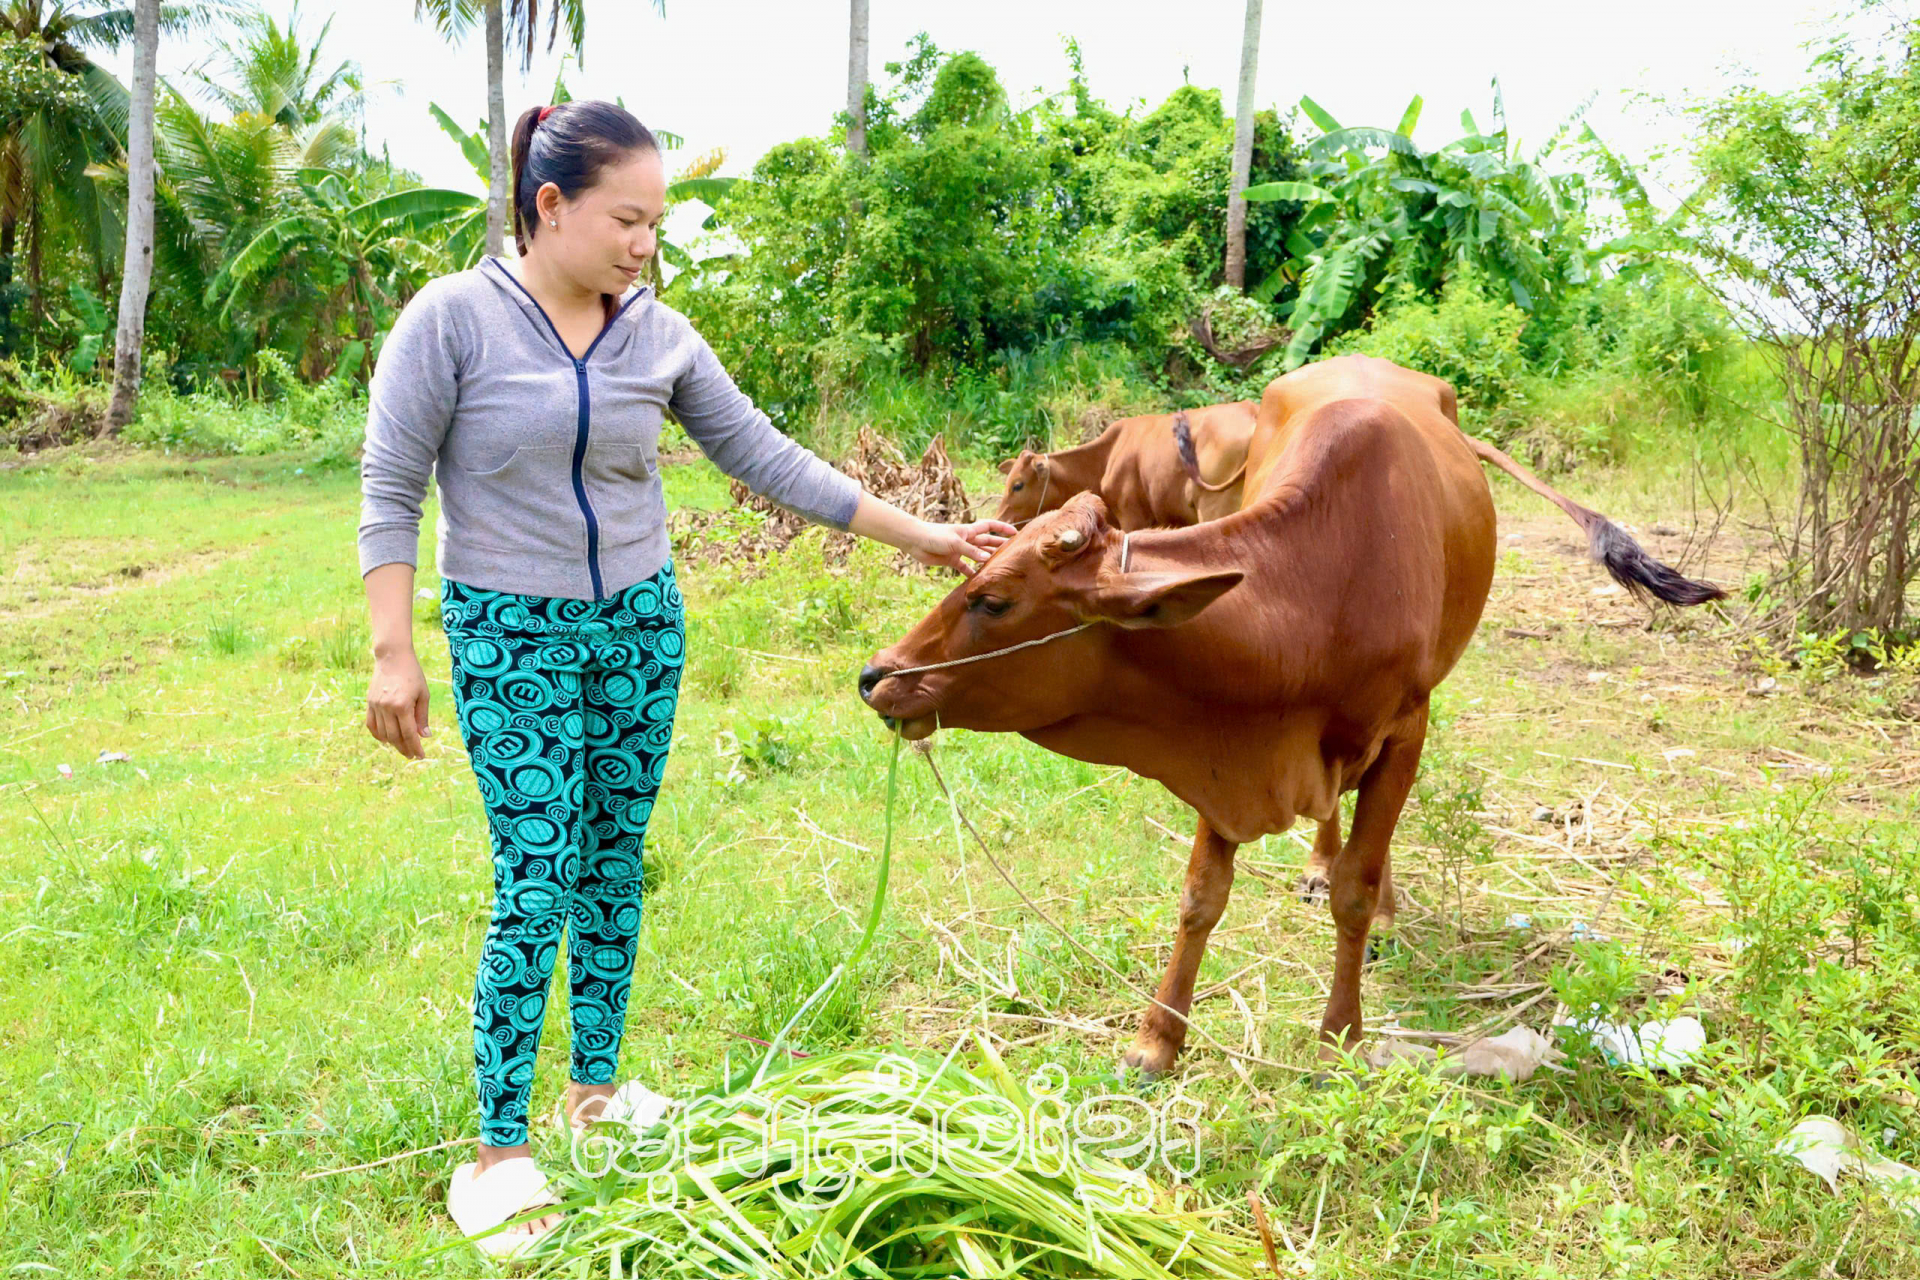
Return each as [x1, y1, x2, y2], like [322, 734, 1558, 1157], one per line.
[1463, 432, 1728, 607]
[1173, 412, 1248, 493]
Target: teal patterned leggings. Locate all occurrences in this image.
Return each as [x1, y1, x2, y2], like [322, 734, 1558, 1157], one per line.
[440, 562, 685, 1148]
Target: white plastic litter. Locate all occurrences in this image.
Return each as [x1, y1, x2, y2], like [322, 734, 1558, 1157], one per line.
[1504, 913, 1533, 930]
[1776, 1116, 1920, 1220]
[1368, 1026, 1568, 1084]
[1560, 1012, 1706, 1071]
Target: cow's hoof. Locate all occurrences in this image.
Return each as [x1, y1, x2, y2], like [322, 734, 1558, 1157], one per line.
[1306, 1066, 1373, 1093]
[1297, 871, 1331, 907]
[1364, 934, 1399, 965]
[1119, 1040, 1177, 1082]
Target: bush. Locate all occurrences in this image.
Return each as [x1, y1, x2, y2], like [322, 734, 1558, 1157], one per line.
[121, 382, 366, 460]
[1594, 267, 1734, 418]
[0, 361, 107, 449]
[675, 37, 1305, 438]
[1328, 274, 1529, 412]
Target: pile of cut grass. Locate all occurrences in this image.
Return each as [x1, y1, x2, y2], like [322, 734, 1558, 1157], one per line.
[507, 1032, 1257, 1278]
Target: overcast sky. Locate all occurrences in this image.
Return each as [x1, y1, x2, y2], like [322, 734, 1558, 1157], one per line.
[103, 0, 1889, 247]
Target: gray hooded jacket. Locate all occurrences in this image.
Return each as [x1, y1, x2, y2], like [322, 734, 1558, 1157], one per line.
[357, 255, 864, 601]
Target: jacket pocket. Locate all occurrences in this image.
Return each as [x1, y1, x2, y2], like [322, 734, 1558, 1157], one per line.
[587, 443, 662, 548]
[447, 444, 581, 557]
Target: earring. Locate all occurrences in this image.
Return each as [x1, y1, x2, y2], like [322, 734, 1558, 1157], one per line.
[548, 219, 557, 227]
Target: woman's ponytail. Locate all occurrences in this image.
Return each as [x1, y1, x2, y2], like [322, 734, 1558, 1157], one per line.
[508, 106, 543, 258]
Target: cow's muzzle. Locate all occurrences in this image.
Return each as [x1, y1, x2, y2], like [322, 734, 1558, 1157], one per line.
[859, 662, 939, 739]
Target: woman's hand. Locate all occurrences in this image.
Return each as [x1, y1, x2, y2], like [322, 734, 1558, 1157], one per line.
[366, 649, 434, 760]
[845, 493, 1016, 576]
[907, 517, 1018, 577]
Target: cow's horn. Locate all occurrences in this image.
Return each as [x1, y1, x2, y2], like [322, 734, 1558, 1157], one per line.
[1055, 527, 1084, 550]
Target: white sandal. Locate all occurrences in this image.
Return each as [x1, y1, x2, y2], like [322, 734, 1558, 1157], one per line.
[446, 1157, 561, 1259]
[545, 1081, 675, 1134]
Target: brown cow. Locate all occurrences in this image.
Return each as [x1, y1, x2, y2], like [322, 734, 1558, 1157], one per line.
[995, 401, 1258, 531]
[862, 355, 1723, 1076]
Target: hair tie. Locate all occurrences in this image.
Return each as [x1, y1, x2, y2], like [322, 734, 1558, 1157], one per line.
[537, 105, 555, 123]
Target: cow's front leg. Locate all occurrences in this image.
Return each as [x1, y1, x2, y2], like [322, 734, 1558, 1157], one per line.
[1320, 716, 1426, 1058]
[1122, 817, 1236, 1078]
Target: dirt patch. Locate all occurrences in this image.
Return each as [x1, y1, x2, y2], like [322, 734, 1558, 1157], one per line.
[0, 547, 234, 622]
[671, 428, 973, 575]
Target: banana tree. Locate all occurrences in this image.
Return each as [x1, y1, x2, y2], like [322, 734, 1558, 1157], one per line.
[1244, 83, 1597, 366]
[202, 167, 483, 371]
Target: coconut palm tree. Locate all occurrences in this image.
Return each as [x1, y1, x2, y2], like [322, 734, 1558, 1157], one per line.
[184, 0, 364, 131]
[1223, 0, 1263, 289]
[105, 0, 157, 431]
[846, 0, 868, 157]
[0, 0, 232, 350]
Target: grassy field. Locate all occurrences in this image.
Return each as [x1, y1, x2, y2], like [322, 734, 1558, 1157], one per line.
[2, 432, 1918, 1277]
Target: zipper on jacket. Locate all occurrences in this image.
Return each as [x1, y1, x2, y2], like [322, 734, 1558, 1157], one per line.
[569, 356, 604, 601]
[486, 258, 646, 602]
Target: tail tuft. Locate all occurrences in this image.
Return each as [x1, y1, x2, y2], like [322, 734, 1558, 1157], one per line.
[1589, 520, 1728, 607]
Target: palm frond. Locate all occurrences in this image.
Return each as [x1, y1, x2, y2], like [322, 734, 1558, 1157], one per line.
[673, 146, 726, 183]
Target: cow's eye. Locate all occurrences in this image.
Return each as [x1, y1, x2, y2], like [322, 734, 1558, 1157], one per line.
[974, 595, 1012, 616]
[1010, 482, 1024, 492]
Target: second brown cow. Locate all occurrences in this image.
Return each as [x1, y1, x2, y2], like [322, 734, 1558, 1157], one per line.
[995, 401, 1259, 531]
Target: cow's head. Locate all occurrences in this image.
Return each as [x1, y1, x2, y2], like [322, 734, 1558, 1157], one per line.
[992, 450, 1067, 528]
[860, 492, 1244, 739]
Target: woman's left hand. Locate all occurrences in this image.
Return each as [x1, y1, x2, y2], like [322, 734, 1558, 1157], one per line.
[909, 517, 1018, 576]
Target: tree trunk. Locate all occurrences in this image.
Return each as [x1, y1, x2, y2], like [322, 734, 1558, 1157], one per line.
[846, 0, 870, 157]
[0, 208, 17, 358]
[106, 0, 161, 434]
[1224, 0, 1264, 290]
[484, 0, 507, 258]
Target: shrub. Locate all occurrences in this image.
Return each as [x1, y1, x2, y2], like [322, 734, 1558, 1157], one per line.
[1328, 274, 1529, 412]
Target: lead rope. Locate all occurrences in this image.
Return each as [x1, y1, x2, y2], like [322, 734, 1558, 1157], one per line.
[869, 533, 1131, 684]
[916, 743, 1312, 1077]
[874, 528, 1314, 1075]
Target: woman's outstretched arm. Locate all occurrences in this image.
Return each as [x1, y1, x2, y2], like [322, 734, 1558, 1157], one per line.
[847, 493, 1013, 577]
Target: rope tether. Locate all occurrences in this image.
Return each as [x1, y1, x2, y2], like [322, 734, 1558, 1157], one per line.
[870, 533, 1131, 685]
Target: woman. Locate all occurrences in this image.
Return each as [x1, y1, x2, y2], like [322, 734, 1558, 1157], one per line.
[357, 99, 1012, 1255]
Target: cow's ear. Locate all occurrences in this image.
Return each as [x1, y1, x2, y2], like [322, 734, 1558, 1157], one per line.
[998, 457, 1017, 475]
[1086, 570, 1244, 630]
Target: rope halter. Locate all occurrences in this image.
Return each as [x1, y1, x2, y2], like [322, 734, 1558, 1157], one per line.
[872, 531, 1130, 683]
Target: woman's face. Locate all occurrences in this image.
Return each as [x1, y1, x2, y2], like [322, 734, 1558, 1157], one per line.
[537, 149, 668, 296]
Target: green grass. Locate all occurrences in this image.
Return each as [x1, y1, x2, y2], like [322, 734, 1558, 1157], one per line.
[1, 428, 1918, 1277]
